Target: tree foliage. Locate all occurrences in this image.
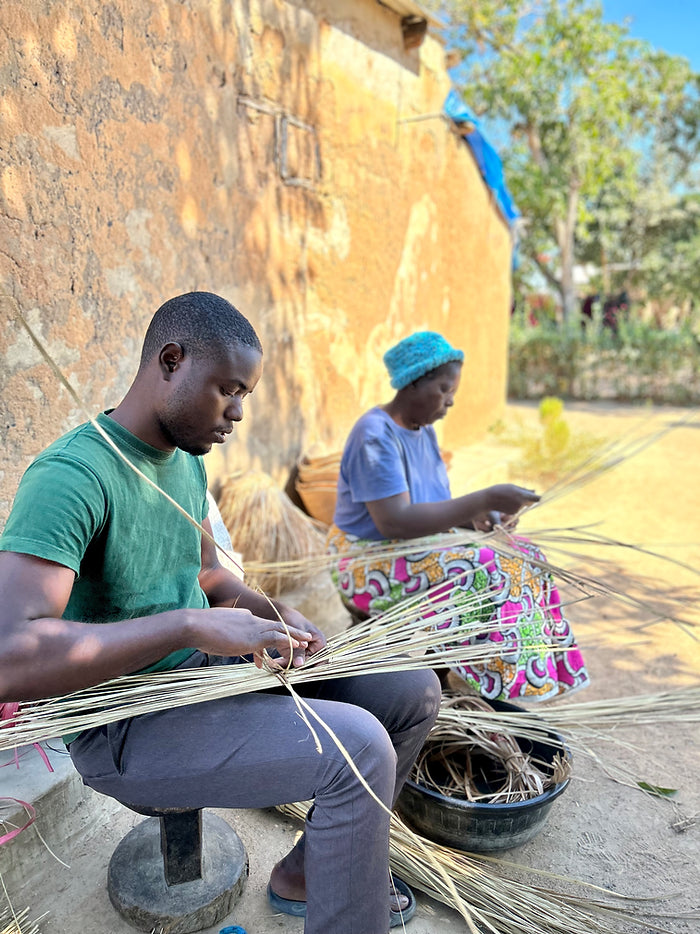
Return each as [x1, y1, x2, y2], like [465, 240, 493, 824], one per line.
[436, 0, 700, 320]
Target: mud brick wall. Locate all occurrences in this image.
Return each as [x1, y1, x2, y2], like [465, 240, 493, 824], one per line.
[0, 0, 513, 523]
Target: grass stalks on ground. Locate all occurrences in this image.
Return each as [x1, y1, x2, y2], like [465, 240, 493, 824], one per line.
[0, 907, 42, 934]
[278, 801, 693, 934]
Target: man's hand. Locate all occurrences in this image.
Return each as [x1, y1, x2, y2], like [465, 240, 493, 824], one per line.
[187, 607, 315, 669]
[275, 606, 326, 668]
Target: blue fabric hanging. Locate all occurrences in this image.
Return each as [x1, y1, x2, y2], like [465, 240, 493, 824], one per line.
[443, 89, 519, 226]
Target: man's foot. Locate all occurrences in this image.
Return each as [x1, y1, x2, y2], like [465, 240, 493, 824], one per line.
[269, 848, 306, 903]
[269, 849, 411, 913]
[388, 878, 411, 913]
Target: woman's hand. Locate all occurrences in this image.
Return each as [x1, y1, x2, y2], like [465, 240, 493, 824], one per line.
[366, 485, 539, 541]
[484, 484, 539, 515]
[472, 510, 520, 532]
[498, 512, 519, 530]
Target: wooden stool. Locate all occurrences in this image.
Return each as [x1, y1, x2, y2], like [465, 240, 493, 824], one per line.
[108, 804, 248, 934]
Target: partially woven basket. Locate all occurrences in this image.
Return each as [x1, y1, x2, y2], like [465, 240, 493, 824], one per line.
[294, 450, 342, 527]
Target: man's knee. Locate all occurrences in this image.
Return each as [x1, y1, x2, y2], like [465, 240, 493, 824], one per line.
[395, 667, 442, 725]
[332, 706, 397, 786]
[417, 666, 442, 706]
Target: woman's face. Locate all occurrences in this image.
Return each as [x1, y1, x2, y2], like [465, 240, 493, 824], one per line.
[405, 361, 462, 428]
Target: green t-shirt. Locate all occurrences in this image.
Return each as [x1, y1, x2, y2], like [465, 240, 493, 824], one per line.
[0, 412, 210, 741]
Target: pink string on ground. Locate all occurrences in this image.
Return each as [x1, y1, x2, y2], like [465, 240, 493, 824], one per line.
[0, 796, 36, 846]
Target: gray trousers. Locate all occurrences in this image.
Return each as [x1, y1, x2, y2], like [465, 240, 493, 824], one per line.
[69, 653, 441, 934]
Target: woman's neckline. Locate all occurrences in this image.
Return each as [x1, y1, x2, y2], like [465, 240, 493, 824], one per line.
[379, 403, 421, 431]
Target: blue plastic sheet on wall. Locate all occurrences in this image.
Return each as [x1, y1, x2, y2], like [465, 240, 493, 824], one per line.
[443, 89, 519, 227]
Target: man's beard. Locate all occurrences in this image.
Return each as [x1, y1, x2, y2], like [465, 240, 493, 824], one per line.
[157, 415, 211, 457]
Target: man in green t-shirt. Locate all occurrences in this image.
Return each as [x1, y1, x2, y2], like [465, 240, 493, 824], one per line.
[0, 291, 440, 934]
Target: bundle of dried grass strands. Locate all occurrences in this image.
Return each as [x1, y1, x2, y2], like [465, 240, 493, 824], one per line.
[411, 692, 572, 804]
[243, 517, 700, 636]
[0, 907, 43, 934]
[278, 800, 695, 934]
[3, 571, 699, 771]
[0, 584, 534, 749]
[215, 469, 326, 597]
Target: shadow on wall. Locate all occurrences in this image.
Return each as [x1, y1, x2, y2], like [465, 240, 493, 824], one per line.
[0, 0, 326, 509]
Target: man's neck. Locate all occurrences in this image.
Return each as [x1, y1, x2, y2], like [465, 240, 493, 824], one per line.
[108, 388, 174, 452]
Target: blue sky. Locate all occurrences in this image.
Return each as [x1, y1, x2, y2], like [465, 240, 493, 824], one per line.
[603, 1, 700, 71]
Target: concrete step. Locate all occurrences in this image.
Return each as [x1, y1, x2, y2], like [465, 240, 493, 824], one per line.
[0, 741, 132, 912]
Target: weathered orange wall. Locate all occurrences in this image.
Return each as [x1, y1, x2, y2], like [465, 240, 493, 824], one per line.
[0, 0, 512, 525]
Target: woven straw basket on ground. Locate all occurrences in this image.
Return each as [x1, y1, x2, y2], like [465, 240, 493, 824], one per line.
[294, 450, 342, 527]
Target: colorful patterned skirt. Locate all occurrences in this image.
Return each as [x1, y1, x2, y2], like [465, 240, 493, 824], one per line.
[326, 525, 590, 702]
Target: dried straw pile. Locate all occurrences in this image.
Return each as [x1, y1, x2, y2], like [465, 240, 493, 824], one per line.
[412, 692, 571, 803]
[216, 470, 326, 597]
[0, 907, 42, 934]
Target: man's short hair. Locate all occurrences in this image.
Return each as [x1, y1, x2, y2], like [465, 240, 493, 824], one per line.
[139, 291, 262, 368]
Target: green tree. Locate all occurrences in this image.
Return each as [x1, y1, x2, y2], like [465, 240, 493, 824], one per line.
[439, 0, 699, 321]
[577, 60, 700, 312]
[580, 167, 700, 314]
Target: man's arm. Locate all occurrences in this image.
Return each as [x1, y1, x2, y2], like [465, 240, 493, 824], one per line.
[0, 549, 314, 703]
[197, 518, 326, 664]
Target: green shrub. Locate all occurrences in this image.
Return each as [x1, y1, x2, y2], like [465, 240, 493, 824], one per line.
[508, 316, 700, 404]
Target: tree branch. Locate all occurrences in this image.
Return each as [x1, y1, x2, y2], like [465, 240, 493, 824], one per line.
[527, 250, 563, 296]
[525, 123, 548, 173]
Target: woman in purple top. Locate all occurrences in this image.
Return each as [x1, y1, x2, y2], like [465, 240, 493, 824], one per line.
[328, 332, 589, 702]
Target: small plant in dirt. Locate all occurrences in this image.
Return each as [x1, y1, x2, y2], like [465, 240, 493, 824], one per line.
[503, 397, 603, 487]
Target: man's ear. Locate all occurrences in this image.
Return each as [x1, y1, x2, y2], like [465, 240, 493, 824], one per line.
[159, 342, 184, 378]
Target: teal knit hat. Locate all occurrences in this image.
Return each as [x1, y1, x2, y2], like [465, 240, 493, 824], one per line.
[383, 331, 464, 390]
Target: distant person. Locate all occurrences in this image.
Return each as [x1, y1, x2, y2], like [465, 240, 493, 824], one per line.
[328, 331, 590, 701]
[581, 294, 597, 329]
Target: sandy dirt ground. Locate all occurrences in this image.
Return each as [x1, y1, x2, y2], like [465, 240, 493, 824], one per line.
[7, 401, 700, 934]
[445, 401, 700, 931]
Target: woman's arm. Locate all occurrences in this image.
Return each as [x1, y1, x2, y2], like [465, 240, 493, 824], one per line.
[366, 484, 539, 540]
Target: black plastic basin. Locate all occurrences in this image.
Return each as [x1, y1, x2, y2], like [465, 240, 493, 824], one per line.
[395, 698, 571, 852]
